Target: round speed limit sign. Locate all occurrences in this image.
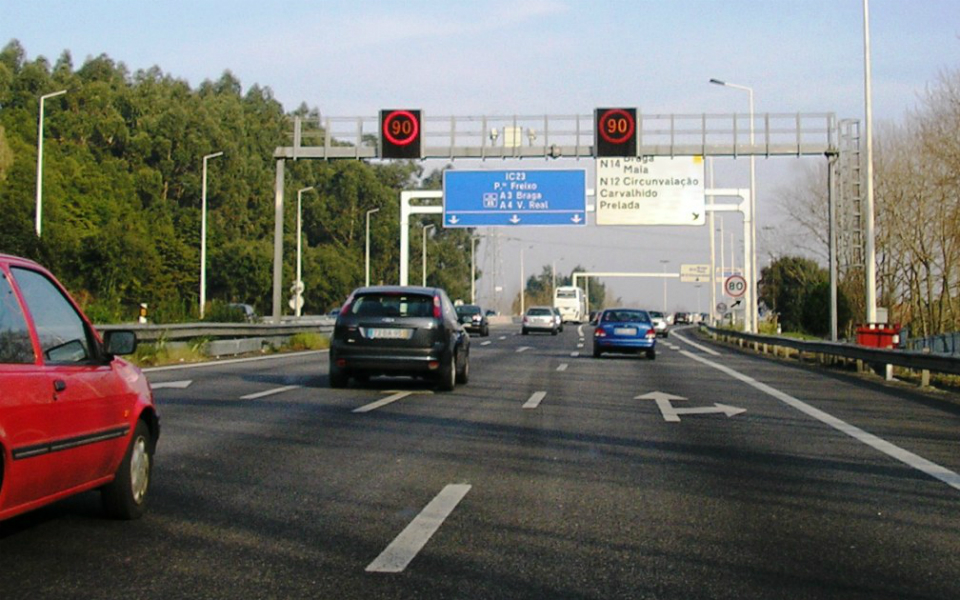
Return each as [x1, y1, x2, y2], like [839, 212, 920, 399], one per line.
[724, 275, 747, 298]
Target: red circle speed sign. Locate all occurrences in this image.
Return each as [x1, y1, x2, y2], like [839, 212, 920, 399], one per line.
[382, 110, 420, 146]
[724, 275, 747, 297]
[597, 109, 636, 145]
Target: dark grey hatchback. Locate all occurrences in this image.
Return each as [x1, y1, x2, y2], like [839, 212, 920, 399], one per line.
[329, 286, 470, 391]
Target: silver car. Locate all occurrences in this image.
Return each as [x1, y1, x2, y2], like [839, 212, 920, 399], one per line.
[522, 306, 559, 335]
[649, 310, 670, 337]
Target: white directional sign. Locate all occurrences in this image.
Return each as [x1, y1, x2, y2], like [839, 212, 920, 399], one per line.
[596, 156, 705, 226]
[636, 391, 745, 422]
[680, 264, 711, 283]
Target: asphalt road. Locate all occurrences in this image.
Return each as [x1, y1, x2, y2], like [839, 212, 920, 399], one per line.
[2, 324, 959, 599]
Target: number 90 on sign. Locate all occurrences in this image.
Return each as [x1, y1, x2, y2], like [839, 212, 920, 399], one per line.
[724, 275, 747, 298]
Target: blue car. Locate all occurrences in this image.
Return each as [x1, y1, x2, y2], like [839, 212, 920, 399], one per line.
[592, 308, 657, 360]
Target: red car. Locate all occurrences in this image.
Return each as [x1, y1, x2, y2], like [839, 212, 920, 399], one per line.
[0, 254, 158, 521]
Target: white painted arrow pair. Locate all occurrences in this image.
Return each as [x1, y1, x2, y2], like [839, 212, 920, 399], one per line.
[636, 391, 745, 422]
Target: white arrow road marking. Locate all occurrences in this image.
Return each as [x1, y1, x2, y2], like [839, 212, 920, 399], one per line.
[353, 391, 414, 414]
[674, 403, 747, 419]
[636, 391, 745, 422]
[523, 391, 547, 409]
[150, 380, 193, 390]
[680, 349, 960, 492]
[516, 346, 531, 353]
[240, 385, 300, 400]
[556, 363, 568, 372]
[366, 484, 472, 573]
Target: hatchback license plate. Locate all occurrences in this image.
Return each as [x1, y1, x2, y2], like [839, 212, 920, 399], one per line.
[614, 327, 638, 336]
[366, 328, 412, 340]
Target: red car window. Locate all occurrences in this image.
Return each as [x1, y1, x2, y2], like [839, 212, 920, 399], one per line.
[0, 271, 35, 363]
[11, 267, 94, 364]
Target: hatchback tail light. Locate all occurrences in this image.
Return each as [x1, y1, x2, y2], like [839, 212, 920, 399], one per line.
[433, 295, 442, 319]
[594, 328, 607, 337]
[645, 328, 656, 339]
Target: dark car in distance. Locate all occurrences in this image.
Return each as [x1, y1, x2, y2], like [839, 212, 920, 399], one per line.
[329, 286, 470, 391]
[455, 303, 489, 337]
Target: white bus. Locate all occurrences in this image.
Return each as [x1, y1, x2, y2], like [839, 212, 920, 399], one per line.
[553, 286, 587, 323]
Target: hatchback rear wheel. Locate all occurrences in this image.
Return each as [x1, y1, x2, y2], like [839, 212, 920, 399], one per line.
[437, 350, 457, 392]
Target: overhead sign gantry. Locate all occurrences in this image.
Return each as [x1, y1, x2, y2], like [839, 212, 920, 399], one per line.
[270, 108, 855, 334]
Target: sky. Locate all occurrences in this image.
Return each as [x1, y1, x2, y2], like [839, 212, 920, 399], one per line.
[3, 0, 959, 313]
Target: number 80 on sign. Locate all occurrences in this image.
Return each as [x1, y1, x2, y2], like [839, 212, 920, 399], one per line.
[724, 275, 747, 298]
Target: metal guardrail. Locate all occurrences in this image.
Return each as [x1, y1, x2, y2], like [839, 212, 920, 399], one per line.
[701, 325, 960, 386]
[97, 319, 335, 342]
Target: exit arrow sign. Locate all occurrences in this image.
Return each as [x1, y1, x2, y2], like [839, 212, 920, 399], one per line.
[635, 391, 745, 422]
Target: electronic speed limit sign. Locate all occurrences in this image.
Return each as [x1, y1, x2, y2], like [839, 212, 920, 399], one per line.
[724, 274, 747, 298]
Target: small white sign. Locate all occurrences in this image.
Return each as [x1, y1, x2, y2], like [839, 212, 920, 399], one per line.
[596, 156, 705, 226]
[681, 264, 710, 283]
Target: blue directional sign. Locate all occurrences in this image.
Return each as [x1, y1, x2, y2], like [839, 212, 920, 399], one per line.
[442, 170, 587, 227]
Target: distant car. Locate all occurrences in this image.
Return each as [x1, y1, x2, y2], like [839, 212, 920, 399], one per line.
[484, 309, 498, 317]
[552, 307, 564, 332]
[0, 254, 159, 522]
[522, 306, 558, 335]
[455, 304, 489, 337]
[593, 308, 657, 359]
[329, 286, 470, 391]
[674, 312, 692, 325]
[227, 302, 257, 322]
[649, 310, 670, 337]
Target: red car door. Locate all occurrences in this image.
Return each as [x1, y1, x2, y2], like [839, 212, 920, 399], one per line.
[10, 267, 131, 494]
[0, 267, 64, 513]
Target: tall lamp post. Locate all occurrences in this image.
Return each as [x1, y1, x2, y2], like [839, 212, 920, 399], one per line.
[295, 186, 314, 317]
[422, 224, 435, 287]
[470, 235, 481, 304]
[710, 78, 756, 333]
[199, 151, 224, 319]
[660, 259, 670, 314]
[365, 207, 380, 287]
[35, 89, 67, 237]
[519, 245, 533, 316]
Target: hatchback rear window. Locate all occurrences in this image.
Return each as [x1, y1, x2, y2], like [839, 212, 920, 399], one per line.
[350, 293, 434, 318]
[603, 310, 649, 322]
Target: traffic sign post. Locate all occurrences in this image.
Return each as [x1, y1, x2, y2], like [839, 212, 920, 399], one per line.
[380, 109, 422, 159]
[724, 274, 747, 298]
[442, 170, 586, 227]
[595, 108, 637, 157]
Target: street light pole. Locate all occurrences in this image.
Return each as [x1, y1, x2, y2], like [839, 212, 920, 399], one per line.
[660, 259, 670, 314]
[35, 89, 67, 237]
[710, 78, 757, 332]
[366, 207, 380, 287]
[422, 224, 435, 287]
[863, 0, 878, 323]
[470, 236, 480, 304]
[199, 151, 224, 320]
[295, 186, 314, 317]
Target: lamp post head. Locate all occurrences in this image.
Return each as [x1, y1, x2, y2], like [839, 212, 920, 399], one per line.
[709, 78, 725, 86]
